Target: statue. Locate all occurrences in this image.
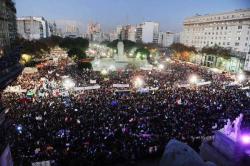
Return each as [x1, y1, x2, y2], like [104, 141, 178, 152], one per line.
[223, 119, 232, 135]
[233, 113, 243, 141]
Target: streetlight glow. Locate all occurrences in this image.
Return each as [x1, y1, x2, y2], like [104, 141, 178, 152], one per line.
[63, 78, 75, 89]
[189, 74, 198, 84]
[236, 73, 246, 83]
[101, 69, 108, 75]
[134, 77, 144, 88]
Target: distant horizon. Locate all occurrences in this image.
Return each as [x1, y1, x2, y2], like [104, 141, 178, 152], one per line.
[15, 0, 250, 33]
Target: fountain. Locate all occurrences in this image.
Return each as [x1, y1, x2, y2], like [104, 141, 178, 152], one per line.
[200, 114, 250, 166]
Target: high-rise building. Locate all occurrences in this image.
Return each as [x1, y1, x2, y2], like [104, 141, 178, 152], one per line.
[0, 0, 17, 56]
[49, 22, 57, 36]
[158, 32, 175, 47]
[180, 9, 250, 54]
[87, 22, 101, 41]
[135, 22, 159, 43]
[115, 25, 136, 42]
[17, 16, 50, 40]
[64, 25, 80, 38]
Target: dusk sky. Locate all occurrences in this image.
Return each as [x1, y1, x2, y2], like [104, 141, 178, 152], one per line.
[15, 0, 250, 33]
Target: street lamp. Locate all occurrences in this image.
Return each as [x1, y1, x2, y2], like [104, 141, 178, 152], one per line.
[158, 64, 165, 70]
[189, 74, 198, 84]
[134, 77, 144, 88]
[101, 69, 108, 75]
[63, 78, 75, 89]
[236, 73, 246, 83]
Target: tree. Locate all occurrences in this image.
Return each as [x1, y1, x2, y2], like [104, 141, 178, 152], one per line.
[106, 39, 141, 52]
[67, 48, 86, 62]
[201, 45, 231, 59]
[135, 48, 150, 60]
[170, 43, 197, 61]
[77, 62, 92, 70]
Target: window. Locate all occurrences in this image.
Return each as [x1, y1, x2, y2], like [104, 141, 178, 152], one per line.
[227, 42, 230, 45]
[225, 26, 228, 30]
[235, 42, 239, 46]
[221, 27, 223, 30]
[238, 37, 240, 40]
[238, 26, 242, 29]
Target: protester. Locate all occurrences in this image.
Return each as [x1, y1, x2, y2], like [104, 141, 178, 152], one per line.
[2, 61, 250, 166]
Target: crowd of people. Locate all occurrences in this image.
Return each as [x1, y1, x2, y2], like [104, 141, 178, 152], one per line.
[1, 60, 250, 166]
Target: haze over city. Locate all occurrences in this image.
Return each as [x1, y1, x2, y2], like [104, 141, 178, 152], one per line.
[16, 0, 250, 32]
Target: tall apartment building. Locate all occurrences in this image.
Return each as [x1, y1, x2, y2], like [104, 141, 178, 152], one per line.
[17, 16, 50, 40]
[158, 32, 175, 47]
[116, 25, 136, 42]
[87, 22, 101, 41]
[0, 0, 17, 56]
[136, 22, 159, 43]
[180, 9, 250, 53]
[64, 24, 80, 38]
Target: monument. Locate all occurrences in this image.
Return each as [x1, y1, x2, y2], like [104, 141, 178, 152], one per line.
[200, 114, 250, 166]
[91, 39, 152, 71]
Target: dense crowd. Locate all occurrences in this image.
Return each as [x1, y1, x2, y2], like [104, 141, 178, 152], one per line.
[2, 61, 250, 166]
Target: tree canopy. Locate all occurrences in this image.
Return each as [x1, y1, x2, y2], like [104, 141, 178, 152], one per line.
[106, 39, 142, 52]
[201, 45, 231, 59]
[170, 43, 197, 53]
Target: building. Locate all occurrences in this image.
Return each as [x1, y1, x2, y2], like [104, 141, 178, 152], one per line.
[0, 0, 17, 56]
[115, 25, 137, 42]
[180, 9, 250, 54]
[158, 32, 175, 47]
[135, 21, 159, 43]
[180, 9, 250, 71]
[173, 33, 180, 43]
[64, 25, 80, 38]
[87, 22, 102, 41]
[48, 22, 57, 36]
[17, 16, 50, 40]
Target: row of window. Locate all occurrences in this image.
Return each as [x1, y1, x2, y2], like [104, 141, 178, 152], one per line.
[188, 40, 249, 47]
[188, 13, 249, 23]
[186, 25, 250, 32]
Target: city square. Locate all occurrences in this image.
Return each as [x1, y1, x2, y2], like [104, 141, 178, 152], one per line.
[0, 0, 250, 166]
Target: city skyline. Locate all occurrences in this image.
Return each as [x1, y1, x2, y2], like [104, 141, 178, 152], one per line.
[15, 0, 250, 33]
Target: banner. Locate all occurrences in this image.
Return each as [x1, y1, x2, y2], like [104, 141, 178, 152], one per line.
[74, 85, 100, 91]
[196, 81, 211, 86]
[4, 85, 27, 93]
[90, 80, 96, 84]
[177, 84, 190, 88]
[113, 84, 130, 88]
[23, 67, 38, 74]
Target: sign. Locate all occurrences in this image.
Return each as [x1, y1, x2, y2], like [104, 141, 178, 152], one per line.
[113, 84, 130, 88]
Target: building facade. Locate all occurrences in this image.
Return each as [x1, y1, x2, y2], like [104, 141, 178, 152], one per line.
[136, 22, 159, 43]
[0, 0, 17, 56]
[17, 16, 50, 40]
[158, 32, 175, 47]
[180, 9, 250, 53]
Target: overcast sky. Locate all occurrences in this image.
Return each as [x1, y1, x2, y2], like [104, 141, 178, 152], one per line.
[15, 0, 250, 33]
